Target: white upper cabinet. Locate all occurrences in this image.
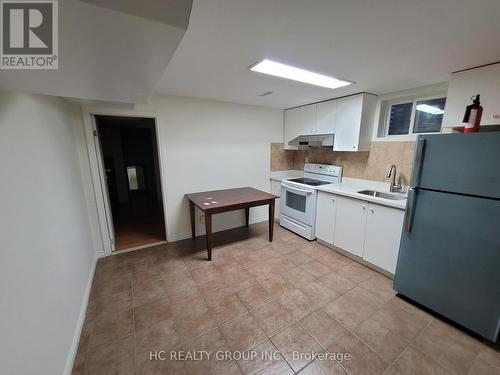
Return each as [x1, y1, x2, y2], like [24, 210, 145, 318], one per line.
[443, 63, 500, 129]
[283, 105, 316, 150]
[334, 94, 376, 151]
[363, 203, 404, 274]
[335, 95, 363, 151]
[283, 93, 376, 151]
[316, 100, 337, 135]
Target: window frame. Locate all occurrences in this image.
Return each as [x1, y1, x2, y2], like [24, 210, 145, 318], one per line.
[383, 94, 446, 138]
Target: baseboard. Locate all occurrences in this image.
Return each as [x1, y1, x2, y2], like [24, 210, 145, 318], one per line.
[168, 215, 268, 243]
[112, 241, 167, 255]
[316, 239, 394, 279]
[63, 254, 97, 375]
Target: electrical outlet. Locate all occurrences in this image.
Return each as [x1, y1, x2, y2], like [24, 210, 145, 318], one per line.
[199, 215, 205, 224]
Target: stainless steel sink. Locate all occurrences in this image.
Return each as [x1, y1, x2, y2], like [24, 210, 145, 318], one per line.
[357, 189, 407, 200]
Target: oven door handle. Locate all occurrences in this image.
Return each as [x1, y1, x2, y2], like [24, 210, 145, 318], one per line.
[282, 184, 314, 196]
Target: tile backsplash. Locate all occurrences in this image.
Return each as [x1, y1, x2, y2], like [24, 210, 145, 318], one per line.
[270, 141, 415, 185]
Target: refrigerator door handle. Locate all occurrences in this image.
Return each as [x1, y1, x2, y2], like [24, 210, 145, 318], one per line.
[404, 187, 416, 233]
[410, 138, 426, 187]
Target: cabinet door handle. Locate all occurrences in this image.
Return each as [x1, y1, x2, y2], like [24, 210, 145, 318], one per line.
[362, 205, 366, 210]
[370, 208, 374, 213]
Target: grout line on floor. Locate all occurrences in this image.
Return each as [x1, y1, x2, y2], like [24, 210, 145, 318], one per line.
[131, 306, 138, 374]
[381, 344, 412, 375]
[297, 311, 357, 375]
[411, 344, 465, 375]
[318, 306, 390, 370]
[409, 320, 471, 375]
[87, 331, 134, 354]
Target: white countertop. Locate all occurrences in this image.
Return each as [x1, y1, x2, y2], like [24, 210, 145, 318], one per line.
[316, 177, 407, 210]
[270, 170, 304, 182]
[270, 171, 407, 209]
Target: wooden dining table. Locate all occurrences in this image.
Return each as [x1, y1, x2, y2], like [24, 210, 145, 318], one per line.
[185, 187, 278, 260]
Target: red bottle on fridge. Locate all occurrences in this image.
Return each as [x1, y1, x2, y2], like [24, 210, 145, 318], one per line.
[462, 94, 483, 133]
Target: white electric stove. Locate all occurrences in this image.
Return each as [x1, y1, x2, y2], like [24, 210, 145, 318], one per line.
[280, 163, 342, 240]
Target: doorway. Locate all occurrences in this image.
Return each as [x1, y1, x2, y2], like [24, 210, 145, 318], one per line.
[95, 115, 166, 251]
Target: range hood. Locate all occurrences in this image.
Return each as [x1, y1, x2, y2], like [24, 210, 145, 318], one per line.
[288, 133, 334, 149]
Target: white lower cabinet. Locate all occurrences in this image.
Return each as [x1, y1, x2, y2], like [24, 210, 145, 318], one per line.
[316, 191, 405, 275]
[274, 198, 280, 218]
[363, 203, 404, 274]
[315, 191, 337, 245]
[333, 195, 368, 257]
[270, 180, 281, 218]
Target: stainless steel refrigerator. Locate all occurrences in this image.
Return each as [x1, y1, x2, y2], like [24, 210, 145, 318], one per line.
[394, 132, 500, 342]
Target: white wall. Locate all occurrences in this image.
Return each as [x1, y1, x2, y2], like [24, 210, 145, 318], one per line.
[0, 92, 97, 375]
[135, 94, 283, 241]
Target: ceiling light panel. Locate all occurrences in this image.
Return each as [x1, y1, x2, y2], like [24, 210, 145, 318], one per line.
[250, 59, 352, 89]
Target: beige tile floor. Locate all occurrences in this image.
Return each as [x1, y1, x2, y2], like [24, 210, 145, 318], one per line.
[73, 222, 500, 375]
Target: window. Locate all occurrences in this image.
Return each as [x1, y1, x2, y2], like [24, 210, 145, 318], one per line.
[413, 97, 446, 133]
[385, 96, 446, 137]
[387, 102, 413, 135]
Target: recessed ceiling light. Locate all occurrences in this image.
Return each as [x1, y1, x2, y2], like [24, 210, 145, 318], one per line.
[416, 104, 444, 115]
[249, 59, 352, 89]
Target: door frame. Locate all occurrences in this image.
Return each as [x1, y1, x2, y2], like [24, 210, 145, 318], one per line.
[82, 107, 168, 257]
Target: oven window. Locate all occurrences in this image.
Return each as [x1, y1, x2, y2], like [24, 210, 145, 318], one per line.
[286, 191, 307, 213]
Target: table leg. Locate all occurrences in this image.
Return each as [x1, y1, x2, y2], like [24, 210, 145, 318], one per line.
[268, 199, 275, 242]
[205, 213, 213, 261]
[189, 200, 195, 239]
[245, 207, 250, 227]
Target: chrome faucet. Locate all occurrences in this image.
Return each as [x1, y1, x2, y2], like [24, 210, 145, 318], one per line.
[386, 164, 402, 192]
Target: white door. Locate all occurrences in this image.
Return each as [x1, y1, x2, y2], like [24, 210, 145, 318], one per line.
[363, 203, 404, 274]
[334, 94, 362, 151]
[316, 100, 336, 135]
[333, 195, 367, 257]
[315, 191, 337, 245]
[283, 105, 316, 149]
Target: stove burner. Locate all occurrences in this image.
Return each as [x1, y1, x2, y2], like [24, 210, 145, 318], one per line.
[287, 178, 332, 186]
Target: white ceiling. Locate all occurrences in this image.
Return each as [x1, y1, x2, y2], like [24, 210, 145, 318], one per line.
[156, 0, 500, 109]
[0, 0, 192, 103]
[79, 0, 192, 29]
